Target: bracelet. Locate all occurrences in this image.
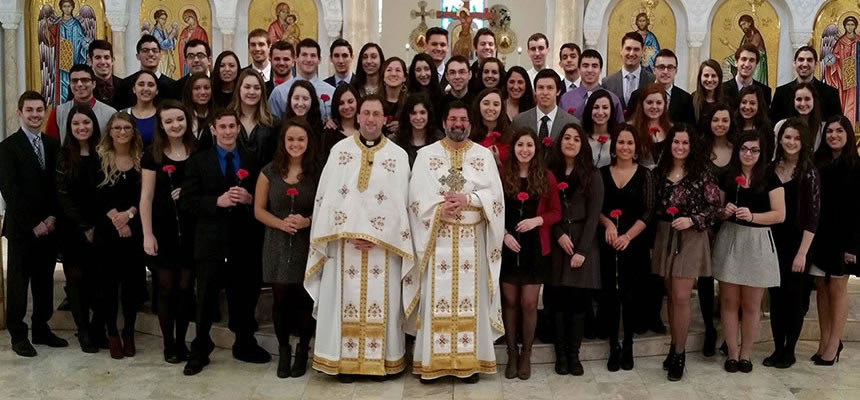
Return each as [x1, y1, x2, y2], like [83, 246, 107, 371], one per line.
[750, 214, 755, 223]
[622, 233, 631, 241]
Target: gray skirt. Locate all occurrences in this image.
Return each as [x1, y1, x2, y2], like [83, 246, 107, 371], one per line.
[711, 221, 780, 288]
[652, 221, 712, 279]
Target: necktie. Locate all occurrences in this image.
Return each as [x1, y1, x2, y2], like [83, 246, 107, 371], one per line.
[539, 115, 550, 139]
[225, 152, 237, 185]
[569, 82, 576, 90]
[32, 135, 45, 170]
[624, 74, 635, 104]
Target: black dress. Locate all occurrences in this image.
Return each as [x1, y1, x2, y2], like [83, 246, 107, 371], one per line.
[811, 160, 860, 276]
[141, 151, 196, 269]
[56, 153, 103, 263]
[390, 129, 444, 167]
[598, 165, 655, 282]
[501, 178, 546, 284]
[239, 123, 278, 166]
[771, 169, 820, 275]
[260, 164, 318, 284]
[321, 128, 351, 162]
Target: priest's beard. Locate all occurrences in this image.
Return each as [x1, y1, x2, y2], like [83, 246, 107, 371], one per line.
[445, 126, 470, 142]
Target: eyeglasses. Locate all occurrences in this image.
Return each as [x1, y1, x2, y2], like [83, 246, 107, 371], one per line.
[186, 53, 208, 60]
[654, 65, 677, 71]
[110, 126, 134, 132]
[739, 146, 761, 155]
[70, 78, 92, 84]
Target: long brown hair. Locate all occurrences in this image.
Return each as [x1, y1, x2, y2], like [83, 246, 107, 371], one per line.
[272, 118, 318, 181]
[692, 59, 723, 121]
[97, 112, 143, 187]
[469, 87, 511, 142]
[228, 69, 274, 127]
[629, 83, 672, 159]
[502, 128, 549, 198]
[152, 100, 197, 164]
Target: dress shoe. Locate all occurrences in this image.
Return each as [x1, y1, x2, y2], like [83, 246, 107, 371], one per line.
[774, 354, 796, 369]
[183, 356, 210, 376]
[291, 344, 309, 377]
[32, 332, 69, 348]
[12, 340, 37, 357]
[232, 342, 272, 364]
[337, 374, 356, 383]
[175, 342, 191, 361]
[703, 328, 717, 357]
[369, 375, 388, 382]
[762, 351, 782, 367]
[504, 346, 519, 379]
[738, 359, 753, 373]
[607, 343, 621, 372]
[277, 345, 292, 379]
[164, 347, 182, 364]
[724, 359, 739, 373]
[461, 374, 480, 383]
[78, 333, 99, 354]
[621, 344, 634, 371]
[122, 334, 136, 357]
[108, 336, 124, 360]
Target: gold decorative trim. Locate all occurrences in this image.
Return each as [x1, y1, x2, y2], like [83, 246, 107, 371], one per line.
[439, 139, 473, 170]
[411, 360, 497, 379]
[312, 232, 413, 261]
[304, 256, 326, 280]
[354, 134, 388, 193]
[313, 354, 406, 376]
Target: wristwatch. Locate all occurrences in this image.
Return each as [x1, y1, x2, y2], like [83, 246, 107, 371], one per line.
[128, 210, 136, 220]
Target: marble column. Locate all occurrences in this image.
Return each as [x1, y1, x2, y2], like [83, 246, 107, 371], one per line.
[790, 31, 812, 51]
[551, 0, 582, 72]
[343, 0, 371, 51]
[1, 14, 21, 135]
[217, 16, 237, 54]
[583, 30, 600, 51]
[105, 12, 129, 77]
[687, 31, 705, 93]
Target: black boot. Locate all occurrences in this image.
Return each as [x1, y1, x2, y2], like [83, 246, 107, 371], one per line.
[667, 350, 685, 381]
[553, 312, 569, 375]
[277, 345, 292, 378]
[703, 327, 717, 357]
[662, 345, 676, 370]
[621, 342, 634, 371]
[291, 343, 309, 377]
[607, 343, 621, 372]
[567, 313, 585, 376]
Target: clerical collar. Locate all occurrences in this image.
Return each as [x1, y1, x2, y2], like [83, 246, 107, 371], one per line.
[359, 134, 383, 148]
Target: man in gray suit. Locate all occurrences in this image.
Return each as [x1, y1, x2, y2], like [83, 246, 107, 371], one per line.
[512, 69, 579, 142]
[602, 32, 655, 114]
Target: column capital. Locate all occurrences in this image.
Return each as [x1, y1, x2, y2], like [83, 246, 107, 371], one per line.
[0, 12, 22, 30]
[105, 13, 128, 32]
[790, 31, 812, 50]
[217, 17, 237, 35]
[325, 20, 342, 38]
[583, 30, 600, 48]
[687, 31, 706, 48]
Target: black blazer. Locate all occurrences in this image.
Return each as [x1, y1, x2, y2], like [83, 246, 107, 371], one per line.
[770, 78, 842, 123]
[721, 78, 772, 111]
[94, 75, 123, 108]
[181, 146, 261, 262]
[112, 72, 176, 110]
[0, 129, 60, 239]
[628, 85, 696, 126]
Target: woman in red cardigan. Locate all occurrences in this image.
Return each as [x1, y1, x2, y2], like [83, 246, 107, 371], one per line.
[500, 128, 562, 380]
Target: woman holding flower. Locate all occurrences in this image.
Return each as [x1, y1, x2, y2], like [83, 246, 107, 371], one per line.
[253, 119, 319, 378]
[547, 123, 604, 376]
[629, 83, 673, 169]
[500, 129, 561, 380]
[140, 100, 198, 364]
[597, 124, 655, 372]
[652, 123, 721, 381]
[582, 89, 620, 168]
[712, 130, 785, 373]
[470, 88, 513, 166]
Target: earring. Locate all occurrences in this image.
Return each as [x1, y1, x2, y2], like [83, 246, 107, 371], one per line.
[610, 153, 616, 158]
[633, 154, 638, 160]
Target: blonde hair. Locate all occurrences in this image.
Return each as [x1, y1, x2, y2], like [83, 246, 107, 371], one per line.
[97, 112, 143, 187]
[228, 69, 274, 127]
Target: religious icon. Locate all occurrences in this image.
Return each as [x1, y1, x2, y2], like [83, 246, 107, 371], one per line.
[178, 9, 209, 76]
[249, 0, 317, 49]
[606, 0, 675, 76]
[635, 12, 661, 72]
[409, 1, 436, 53]
[709, 0, 779, 90]
[139, 0, 212, 80]
[720, 14, 768, 84]
[488, 4, 517, 59]
[437, 1, 496, 59]
[37, 0, 98, 107]
[815, 0, 860, 134]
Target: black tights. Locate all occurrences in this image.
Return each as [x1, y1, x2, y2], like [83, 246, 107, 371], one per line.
[272, 283, 314, 349]
[154, 267, 194, 348]
[551, 286, 590, 315]
[103, 265, 146, 337]
[502, 283, 541, 350]
[602, 268, 642, 347]
[768, 272, 810, 357]
[698, 276, 716, 332]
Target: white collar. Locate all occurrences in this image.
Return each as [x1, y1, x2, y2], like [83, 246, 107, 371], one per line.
[537, 106, 558, 121]
[622, 66, 641, 80]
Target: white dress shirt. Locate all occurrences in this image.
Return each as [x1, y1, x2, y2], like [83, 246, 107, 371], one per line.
[536, 106, 559, 137]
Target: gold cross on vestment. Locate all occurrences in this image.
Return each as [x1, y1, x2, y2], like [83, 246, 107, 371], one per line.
[439, 167, 466, 193]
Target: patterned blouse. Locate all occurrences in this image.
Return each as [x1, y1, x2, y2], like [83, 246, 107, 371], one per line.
[655, 170, 722, 231]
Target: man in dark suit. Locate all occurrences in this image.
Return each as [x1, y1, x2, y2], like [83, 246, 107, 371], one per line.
[181, 110, 269, 375]
[602, 32, 656, 113]
[0, 91, 68, 357]
[441, 56, 476, 111]
[169, 39, 211, 100]
[425, 27, 450, 87]
[721, 43, 772, 110]
[771, 45, 842, 123]
[87, 40, 122, 108]
[558, 42, 582, 98]
[324, 38, 354, 88]
[512, 69, 580, 141]
[628, 49, 695, 126]
[112, 35, 176, 110]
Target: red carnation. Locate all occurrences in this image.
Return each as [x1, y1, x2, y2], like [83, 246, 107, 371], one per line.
[489, 131, 501, 139]
[557, 182, 569, 191]
[320, 94, 331, 102]
[567, 107, 576, 115]
[609, 209, 622, 219]
[649, 126, 660, 136]
[162, 165, 176, 175]
[286, 188, 299, 197]
[735, 175, 747, 187]
[666, 206, 679, 216]
[542, 137, 553, 147]
[517, 192, 529, 202]
[597, 135, 609, 144]
[236, 168, 250, 181]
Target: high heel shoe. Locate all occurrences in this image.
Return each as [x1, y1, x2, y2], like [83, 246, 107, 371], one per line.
[812, 341, 843, 364]
[814, 353, 839, 366]
[667, 351, 685, 381]
[662, 345, 676, 371]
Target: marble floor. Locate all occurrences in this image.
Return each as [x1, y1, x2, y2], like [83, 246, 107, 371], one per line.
[1, 331, 858, 400]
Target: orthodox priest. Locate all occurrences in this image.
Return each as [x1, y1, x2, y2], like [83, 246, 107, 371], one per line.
[405, 101, 506, 383]
[305, 94, 413, 383]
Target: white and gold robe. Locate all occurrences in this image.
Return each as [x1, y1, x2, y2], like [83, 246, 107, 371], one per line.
[404, 139, 505, 379]
[305, 135, 414, 376]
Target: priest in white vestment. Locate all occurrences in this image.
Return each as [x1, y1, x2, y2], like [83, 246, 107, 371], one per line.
[305, 95, 414, 381]
[404, 101, 506, 382]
